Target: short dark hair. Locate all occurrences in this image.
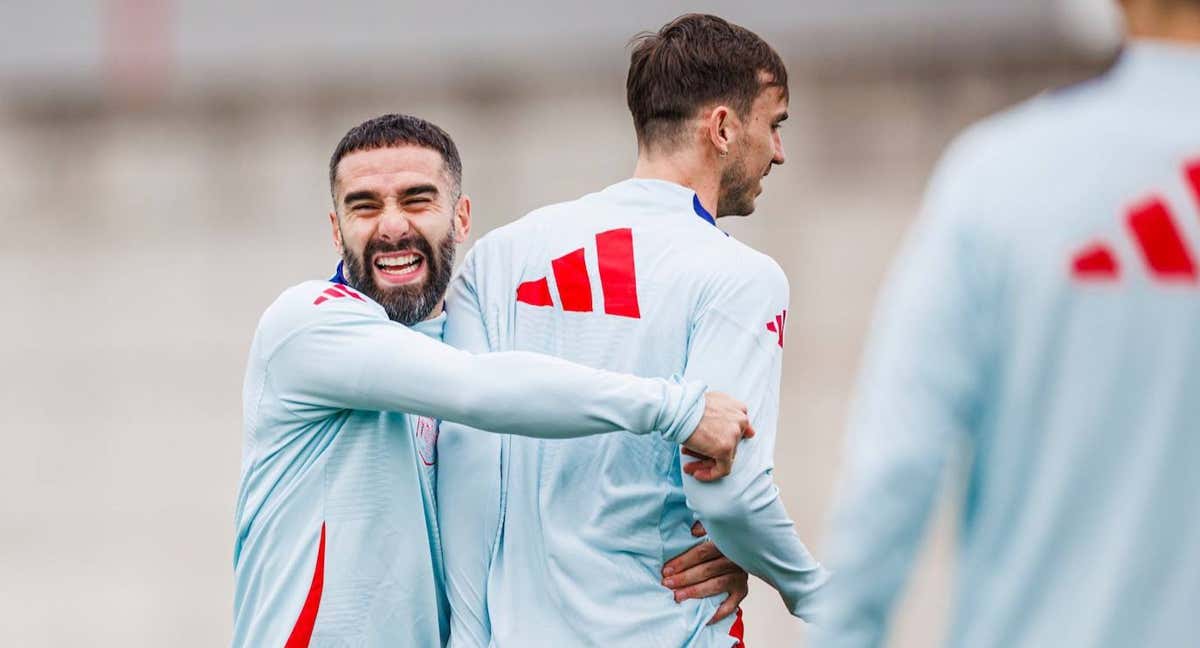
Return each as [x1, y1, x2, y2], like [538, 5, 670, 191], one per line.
[626, 14, 788, 151]
[329, 113, 463, 203]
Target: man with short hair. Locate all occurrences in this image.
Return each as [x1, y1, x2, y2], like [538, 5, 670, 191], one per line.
[232, 113, 753, 647]
[439, 14, 828, 647]
[811, 1, 1200, 646]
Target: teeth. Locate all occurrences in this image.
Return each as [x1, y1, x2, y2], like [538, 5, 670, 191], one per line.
[377, 254, 419, 268]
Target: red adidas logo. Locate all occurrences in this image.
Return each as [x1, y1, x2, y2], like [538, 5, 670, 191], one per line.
[766, 309, 787, 348]
[1071, 159, 1200, 283]
[313, 283, 365, 306]
[516, 228, 642, 318]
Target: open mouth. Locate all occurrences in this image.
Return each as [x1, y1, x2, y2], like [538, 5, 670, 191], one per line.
[373, 251, 425, 284]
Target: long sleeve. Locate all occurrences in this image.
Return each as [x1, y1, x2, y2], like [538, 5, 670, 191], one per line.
[260, 286, 706, 442]
[809, 146, 997, 647]
[438, 253, 503, 647]
[680, 268, 829, 620]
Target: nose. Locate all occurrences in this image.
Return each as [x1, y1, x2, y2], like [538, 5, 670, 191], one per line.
[376, 204, 413, 241]
[772, 130, 786, 165]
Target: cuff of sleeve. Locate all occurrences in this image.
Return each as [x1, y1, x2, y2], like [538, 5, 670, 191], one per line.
[657, 374, 707, 445]
[786, 565, 833, 622]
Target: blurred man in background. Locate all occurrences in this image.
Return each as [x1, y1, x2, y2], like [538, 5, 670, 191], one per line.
[232, 114, 754, 647]
[813, 1, 1200, 646]
[438, 14, 827, 647]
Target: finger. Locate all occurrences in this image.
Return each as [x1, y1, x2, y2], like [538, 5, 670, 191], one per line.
[741, 423, 756, 440]
[681, 448, 710, 460]
[673, 573, 736, 603]
[662, 540, 721, 576]
[683, 459, 714, 476]
[691, 459, 731, 482]
[707, 590, 746, 625]
[691, 521, 706, 537]
[664, 557, 742, 589]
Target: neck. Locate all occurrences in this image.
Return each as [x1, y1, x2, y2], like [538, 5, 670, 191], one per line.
[1126, 5, 1200, 43]
[633, 147, 722, 217]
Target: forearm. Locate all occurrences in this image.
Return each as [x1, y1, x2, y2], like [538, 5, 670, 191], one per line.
[685, 473, 829, 618]
[276, 319, 704, 441]
[446, 352, 705, 441]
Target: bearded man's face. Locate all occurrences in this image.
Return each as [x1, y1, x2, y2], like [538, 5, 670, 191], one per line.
[329, 145, 470, 325]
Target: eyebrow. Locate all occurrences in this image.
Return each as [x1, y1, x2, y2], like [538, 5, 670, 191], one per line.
[342, 183, 440, 206]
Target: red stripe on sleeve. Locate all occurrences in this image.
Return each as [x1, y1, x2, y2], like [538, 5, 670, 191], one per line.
[551, 248, 593, 312]
[596, 228, 641, 318]
[284, 522, 326, 648]
[1126, 196, 1197, 281]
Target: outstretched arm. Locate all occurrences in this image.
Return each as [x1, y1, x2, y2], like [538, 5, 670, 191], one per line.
[265, 292, 707, 443]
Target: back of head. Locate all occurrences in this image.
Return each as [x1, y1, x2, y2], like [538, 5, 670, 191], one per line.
[626, 13, 788, 153]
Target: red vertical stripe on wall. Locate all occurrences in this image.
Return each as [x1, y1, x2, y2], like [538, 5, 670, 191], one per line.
[596, 228, 641, 318]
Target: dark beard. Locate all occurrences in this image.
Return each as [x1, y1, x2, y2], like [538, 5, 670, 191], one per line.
[717, 161, 758, 217]
[341, 231, 456, 326]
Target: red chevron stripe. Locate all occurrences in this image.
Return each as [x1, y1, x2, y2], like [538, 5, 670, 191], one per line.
[552, 248, 592, 312]
[334, 284, 365, 301]
[516, 276, 554, 307]
[285, 522, 326, 648]
[596, 228, 641, 318]
[1127, 196, 1197, 281]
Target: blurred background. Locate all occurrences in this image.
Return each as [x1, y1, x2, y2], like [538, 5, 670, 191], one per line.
[0, 1, 1126, 645]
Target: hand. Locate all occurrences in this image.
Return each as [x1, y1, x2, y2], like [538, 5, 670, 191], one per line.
[661, 522, 749, 625]
[681, 392, 754, 481]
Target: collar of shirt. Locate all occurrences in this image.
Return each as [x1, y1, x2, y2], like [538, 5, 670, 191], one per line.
[608, 178, 726, 233]
[329, 261, 446, 340]
[330, 260, 349, 286]
[1115, 38, 1200, 87]
[411, 312, 446, 340]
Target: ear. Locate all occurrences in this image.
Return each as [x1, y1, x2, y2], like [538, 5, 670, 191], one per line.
[704, 105, 738, 157]
[453, 194, 472, 243]
[329, 209, 344, 255]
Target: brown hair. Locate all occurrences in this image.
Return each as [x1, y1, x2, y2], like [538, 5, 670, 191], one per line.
[329, 113, 462, 203]
[626, 14, 788, 151]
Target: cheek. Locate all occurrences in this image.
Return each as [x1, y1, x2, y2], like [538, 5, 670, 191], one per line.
[411, 215, 454, 251]
[340, 220, 374, 252]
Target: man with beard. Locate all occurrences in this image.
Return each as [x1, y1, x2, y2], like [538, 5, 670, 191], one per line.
[232, 114, 755, 647]
[438, 14, 827, 647]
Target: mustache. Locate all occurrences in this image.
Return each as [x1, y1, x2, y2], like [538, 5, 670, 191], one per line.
[364, 235, 434, 258]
